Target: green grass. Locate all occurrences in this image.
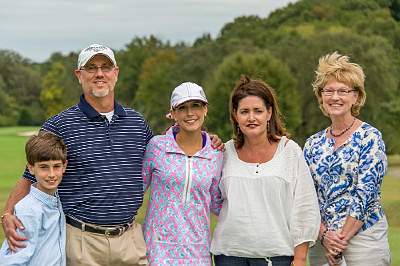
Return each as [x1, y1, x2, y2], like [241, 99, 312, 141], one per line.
[0, 127, 38, 189]
[388, 154, 400, 166]
[0, 126, 399, 264]
[389, 227, 400, 265]
[0, 127, 38, 241]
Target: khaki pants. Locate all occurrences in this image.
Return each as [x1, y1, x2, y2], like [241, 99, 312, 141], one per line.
[66, 222, 148, 266]
[309, 217, 391, 266]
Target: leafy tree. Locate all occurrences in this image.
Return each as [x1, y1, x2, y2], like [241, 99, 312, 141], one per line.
[390, 0, 400, 20]
[381, 98, 400, 153]
[0, 86, 19, 126]
[173, 37, 228, 85]
[116, 36, 169, 107]
[266, 30, 400, 151]
[218, 16, 265, 43]
[206, 50, 300, 141]
[2, 0, 400, 153]
[0, 50, 43, 125]
[133, 49, 179, 134]
[40, 62, 69, 118]
[42, 52, 82, 108]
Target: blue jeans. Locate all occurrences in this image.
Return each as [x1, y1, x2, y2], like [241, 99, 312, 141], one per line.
[214, 254, 293, 266]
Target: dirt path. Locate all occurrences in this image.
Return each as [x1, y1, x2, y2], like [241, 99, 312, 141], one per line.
[16, 130, 38, 137]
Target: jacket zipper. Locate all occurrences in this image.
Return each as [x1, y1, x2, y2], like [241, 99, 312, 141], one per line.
[182, 156, 193, 204]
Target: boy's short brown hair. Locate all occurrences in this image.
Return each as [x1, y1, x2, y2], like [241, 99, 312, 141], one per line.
[25, 131, 67, 165]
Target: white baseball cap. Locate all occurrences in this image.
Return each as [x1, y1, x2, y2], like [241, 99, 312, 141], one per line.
[77, 44, 117, 69]
[170, 82, 208, 109]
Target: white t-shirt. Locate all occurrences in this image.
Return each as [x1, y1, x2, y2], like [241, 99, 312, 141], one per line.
[100, 110, 114, 122]
[211, 137, 320, 257]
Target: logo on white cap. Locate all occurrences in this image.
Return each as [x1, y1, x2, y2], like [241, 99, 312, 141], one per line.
[170, 82, 208, 109]
[77, 44, 117, 69]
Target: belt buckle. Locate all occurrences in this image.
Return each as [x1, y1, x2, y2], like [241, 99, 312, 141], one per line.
[118, 227, 124, 236]
[104, 228, 113, 237]
[104, 226, 124, 237]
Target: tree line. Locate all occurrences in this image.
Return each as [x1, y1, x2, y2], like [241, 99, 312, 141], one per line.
[1, 0, 400, 153]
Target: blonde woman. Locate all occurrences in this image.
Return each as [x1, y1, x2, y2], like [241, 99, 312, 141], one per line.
[304, 52, 391, 266]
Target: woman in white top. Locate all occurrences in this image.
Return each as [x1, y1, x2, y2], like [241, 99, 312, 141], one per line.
[211, 75, 320, 266]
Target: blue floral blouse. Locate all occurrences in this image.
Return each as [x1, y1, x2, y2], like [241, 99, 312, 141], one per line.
[303, 122, 387, 232]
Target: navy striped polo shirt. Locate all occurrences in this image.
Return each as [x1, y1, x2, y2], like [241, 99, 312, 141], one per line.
[23, 95, 153, 225]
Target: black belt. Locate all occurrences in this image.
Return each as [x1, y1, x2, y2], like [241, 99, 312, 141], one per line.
[65, 216, 134, 237]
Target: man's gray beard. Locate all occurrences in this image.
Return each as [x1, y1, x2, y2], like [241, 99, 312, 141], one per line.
[92, 88, 110, 98]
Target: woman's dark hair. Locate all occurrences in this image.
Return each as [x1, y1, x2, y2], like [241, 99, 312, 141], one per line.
[230, 75, 288, 148]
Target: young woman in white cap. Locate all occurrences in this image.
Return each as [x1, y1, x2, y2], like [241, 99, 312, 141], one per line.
[142, 82, 223, 265]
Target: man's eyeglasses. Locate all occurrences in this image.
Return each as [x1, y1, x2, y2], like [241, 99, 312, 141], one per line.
[81, 65, 114, 74]
[321, 87, 356, 96]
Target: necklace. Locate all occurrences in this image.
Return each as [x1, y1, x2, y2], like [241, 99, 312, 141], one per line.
[330, 117, 356, 138]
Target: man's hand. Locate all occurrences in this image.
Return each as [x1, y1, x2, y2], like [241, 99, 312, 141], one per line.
[1, 212, 27, 251]
[2, 178, 31, 251]
[209, 134, 224, 151]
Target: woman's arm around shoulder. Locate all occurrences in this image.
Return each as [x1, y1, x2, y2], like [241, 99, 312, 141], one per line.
[210, 149, 224, 215]
[142, 135, 165, 192]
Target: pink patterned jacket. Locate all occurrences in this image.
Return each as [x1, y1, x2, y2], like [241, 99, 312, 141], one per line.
[142, 127, 223, 266]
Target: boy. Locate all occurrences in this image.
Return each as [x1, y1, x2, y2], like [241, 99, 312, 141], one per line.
[0, 131, 67, 266]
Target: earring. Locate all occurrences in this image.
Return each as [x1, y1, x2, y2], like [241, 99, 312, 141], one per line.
[267, 120, 270, 132]
[237, 125, 242, 134]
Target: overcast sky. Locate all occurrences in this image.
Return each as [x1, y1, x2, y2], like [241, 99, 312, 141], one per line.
[0, 0, 294, 63]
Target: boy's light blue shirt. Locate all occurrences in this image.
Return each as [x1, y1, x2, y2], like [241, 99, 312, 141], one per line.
[0, 185, 66, 266]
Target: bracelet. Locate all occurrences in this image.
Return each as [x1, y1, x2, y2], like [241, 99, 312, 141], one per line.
[320, 229, 328, 247]
[0, 212, 12, 224]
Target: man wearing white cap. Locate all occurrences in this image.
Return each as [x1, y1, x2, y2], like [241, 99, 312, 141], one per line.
[2, 44, 151, 265]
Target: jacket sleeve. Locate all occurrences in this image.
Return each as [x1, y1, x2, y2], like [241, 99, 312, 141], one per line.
[348, 129, 387, 221]
[290, 147, 321, 247]
[0, 213, 41, 266]
[142, 138, 157, 192]
[210, 151, 224, 216]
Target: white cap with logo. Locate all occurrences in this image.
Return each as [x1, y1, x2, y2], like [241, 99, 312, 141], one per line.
[170, 82, 208, 109]
[77, 44, 117, 69]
